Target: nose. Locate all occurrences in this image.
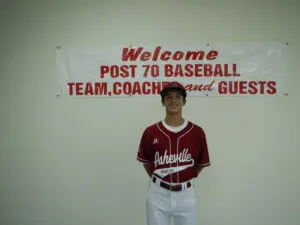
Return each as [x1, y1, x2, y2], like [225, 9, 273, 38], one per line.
[170, 97, 177, 102]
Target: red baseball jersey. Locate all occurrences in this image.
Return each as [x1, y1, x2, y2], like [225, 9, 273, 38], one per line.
[137, 121, 210, 183]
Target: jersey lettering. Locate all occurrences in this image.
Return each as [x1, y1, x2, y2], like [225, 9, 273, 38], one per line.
[154, 148, 194, 167]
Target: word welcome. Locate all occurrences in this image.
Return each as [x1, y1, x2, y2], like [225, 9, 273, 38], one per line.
[122, 46, 218, 61]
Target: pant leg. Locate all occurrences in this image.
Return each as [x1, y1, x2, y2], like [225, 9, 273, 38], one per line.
[173, 210, 196, 225]
[172, 185, 197, 225]
[146, 179, 172, 225]
[146, 199, 171, 225]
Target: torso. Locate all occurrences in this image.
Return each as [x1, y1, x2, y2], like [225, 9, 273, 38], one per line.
[142, 121, 205, 183]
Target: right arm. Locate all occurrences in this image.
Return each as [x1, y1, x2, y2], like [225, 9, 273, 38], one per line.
[143, 164, 153, 177]
[137, 128, 153, 177]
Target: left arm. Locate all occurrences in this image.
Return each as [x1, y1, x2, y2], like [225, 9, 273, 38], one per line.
[195, 128, 211, 175]
[195, 166, 204, 176]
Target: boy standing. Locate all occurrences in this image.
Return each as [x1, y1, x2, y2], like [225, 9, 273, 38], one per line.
[137, 81, 211, 225]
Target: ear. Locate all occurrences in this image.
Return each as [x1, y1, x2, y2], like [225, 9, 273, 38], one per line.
[183, 98, 186, 106]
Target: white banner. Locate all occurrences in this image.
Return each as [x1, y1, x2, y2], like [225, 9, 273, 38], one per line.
[56, 43, 288, 97]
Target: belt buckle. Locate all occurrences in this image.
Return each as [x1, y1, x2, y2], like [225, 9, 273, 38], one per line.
[169, 184, 181, 191]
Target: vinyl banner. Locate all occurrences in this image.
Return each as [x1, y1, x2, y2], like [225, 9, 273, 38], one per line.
[56, 43, 288, 97]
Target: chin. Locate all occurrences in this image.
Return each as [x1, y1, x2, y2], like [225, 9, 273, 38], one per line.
[167, 109, 181, 114]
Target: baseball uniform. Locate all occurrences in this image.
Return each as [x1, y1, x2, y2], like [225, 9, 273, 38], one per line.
[137, 119, 210, 225]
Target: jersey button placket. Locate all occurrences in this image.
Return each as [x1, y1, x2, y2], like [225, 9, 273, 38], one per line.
[170, 135, 178, 184]
[176, 136, 180, 184]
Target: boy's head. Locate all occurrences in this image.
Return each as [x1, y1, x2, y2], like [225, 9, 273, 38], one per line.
[160, 82, 187, 115]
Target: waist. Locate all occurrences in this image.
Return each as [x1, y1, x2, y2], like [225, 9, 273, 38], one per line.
[151, 176, 192, 192]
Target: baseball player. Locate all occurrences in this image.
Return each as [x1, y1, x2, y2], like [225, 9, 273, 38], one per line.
[136, 81, 211, 225]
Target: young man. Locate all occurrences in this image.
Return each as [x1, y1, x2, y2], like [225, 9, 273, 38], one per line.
[136, 81, 211, 225]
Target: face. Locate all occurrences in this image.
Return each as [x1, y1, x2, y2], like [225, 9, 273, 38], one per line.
[162, 91, 186, 115]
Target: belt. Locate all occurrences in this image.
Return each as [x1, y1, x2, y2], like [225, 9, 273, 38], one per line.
[152, 176, 191, 192]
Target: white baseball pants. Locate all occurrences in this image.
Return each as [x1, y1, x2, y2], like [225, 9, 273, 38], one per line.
[146, 178, 197, 225]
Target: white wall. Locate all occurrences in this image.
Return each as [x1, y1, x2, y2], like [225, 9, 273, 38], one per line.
[0, 1, 299, 225]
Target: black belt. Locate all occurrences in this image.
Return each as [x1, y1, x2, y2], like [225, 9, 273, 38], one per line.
[152, 176, 191, 192]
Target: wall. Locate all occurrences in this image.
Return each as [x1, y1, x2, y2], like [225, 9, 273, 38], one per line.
[0, 0, 299, 225]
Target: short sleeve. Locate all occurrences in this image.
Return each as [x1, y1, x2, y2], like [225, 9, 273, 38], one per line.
[196, 129, 211, 167]
[136, 128, 152, 163]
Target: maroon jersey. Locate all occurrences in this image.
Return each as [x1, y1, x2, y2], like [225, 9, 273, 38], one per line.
[137, 121, 210, 183]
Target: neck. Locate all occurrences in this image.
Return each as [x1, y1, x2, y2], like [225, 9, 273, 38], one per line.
[164, 114, 185, 127]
